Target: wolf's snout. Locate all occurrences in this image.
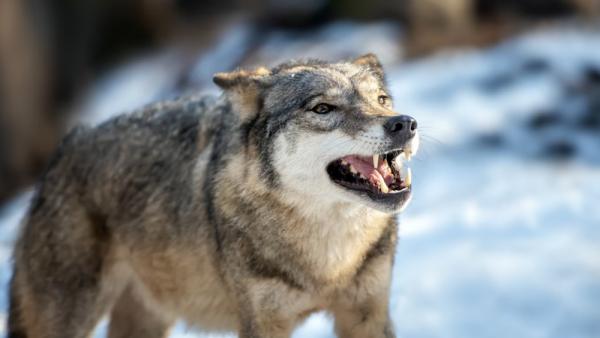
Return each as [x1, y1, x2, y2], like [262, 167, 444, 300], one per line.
[384, 115, 417, 137]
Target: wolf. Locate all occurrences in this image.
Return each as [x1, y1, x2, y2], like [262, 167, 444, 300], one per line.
[8, 53, 419, 338]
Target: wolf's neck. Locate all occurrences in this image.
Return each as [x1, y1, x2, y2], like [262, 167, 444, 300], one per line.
[259, 188, 393, 284]
[207, 154, 393, 284]
[302, 200, 391, 283]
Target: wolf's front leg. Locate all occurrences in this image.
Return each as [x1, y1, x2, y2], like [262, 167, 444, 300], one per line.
[236, 279, 312, 338]
[331, 253, 396, 338]
[332, 305, 395, 338]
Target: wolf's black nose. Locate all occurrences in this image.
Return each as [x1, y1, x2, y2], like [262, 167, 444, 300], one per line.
[384, 115, 417, 135]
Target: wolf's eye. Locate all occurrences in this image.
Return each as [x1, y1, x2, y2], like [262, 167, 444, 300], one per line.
[312, 103, 335, 114]
[378, 95, 390, 106]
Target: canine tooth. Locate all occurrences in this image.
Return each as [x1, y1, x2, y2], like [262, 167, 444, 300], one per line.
[373, 154, 379, 168]
[393, 156, 403, 171]
[380, 181, 389, 193]
[405, 151, 412, 161]
[375, 174, 389, 193]
[405, 168, 412, 186]
[349, 165, 358, 174]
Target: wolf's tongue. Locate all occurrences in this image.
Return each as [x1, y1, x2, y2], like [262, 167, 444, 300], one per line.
[342, 155, 394, 191]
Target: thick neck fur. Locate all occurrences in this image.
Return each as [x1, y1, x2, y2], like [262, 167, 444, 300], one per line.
[212, 151, 392, 288]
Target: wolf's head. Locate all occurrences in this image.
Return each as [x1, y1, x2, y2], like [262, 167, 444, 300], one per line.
[214, 54, 419, 214]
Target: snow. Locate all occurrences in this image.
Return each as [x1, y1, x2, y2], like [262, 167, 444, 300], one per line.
[0, 22, 599, 338]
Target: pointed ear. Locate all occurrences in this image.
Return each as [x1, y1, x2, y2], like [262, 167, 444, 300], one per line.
[213, 67, 272, 90]
[352, 53, 384, 77]
[213, 67, 272, 119]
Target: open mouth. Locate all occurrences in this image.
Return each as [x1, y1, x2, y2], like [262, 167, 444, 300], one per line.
[326, 149, 412, 205]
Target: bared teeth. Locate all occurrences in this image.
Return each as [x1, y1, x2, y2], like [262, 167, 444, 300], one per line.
[349, 165, 358, 174]
[380, 181, 389, 193]
[375, 174, 389, 193]
[399, 166, 409, 182]
[373, 154, 379, 168]
[405, 167, 412, 186]
[393, 155, 403, 172]
[373, 171, 389, 193]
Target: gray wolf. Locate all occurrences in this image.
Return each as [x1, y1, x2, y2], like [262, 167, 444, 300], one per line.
[8, 53, 419, 338]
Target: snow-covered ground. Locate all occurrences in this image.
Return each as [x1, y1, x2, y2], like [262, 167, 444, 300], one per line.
[1, 21, 599, 338]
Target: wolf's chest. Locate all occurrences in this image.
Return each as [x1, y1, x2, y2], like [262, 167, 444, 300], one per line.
[294, 213, 390, 285]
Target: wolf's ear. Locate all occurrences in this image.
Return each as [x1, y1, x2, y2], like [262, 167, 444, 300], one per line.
[213, 67, 272, 119]
[213, 67, 272, 90]
[352, 53, 384, 77]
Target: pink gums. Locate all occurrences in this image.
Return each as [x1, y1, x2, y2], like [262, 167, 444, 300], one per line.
[342, 155, 394, 187]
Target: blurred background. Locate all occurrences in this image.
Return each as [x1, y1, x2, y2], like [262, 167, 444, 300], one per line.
[1, 0, 600, 337]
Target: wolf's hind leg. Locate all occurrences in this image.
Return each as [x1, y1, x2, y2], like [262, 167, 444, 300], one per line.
[9, 275, 115, 338]
[108, 284, 174, 338]
[9, 261, 118, 338]
[7, 272, 28, 338]
[9, 202, 122, 338]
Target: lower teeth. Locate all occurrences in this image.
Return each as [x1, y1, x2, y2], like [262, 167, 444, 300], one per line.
[380, 181, 389, 193]
[405, 168, 412, 186]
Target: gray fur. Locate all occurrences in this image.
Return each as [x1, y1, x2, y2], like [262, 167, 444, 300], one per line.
[8, 54, 416, 338]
